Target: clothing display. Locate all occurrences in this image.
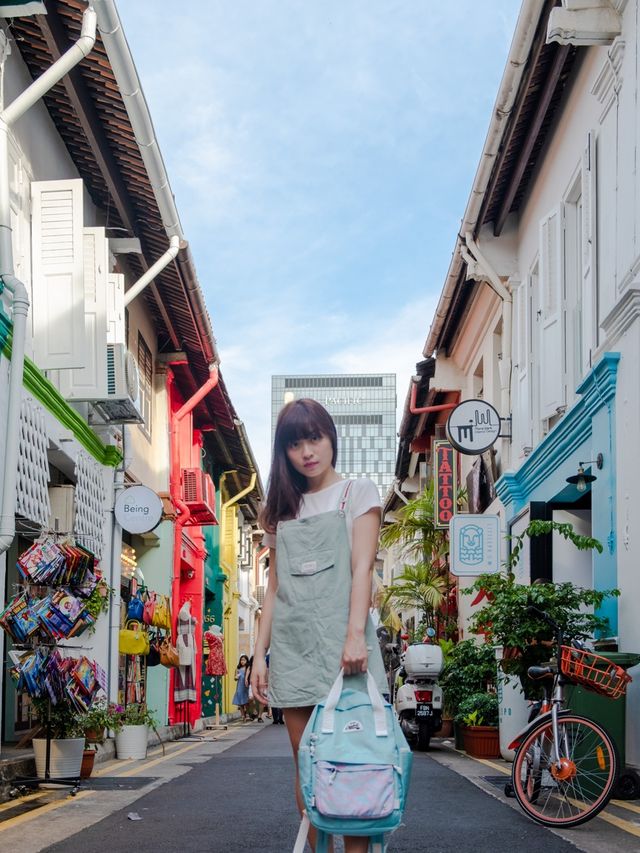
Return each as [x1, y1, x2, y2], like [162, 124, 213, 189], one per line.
[268, 479, 387, 708]
[204, 628, 226, 676]
[174, 600, 197, 704]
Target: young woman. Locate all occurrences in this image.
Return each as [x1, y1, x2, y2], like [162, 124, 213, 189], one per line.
[251, 398, 387, 853]
[232, 654, 250, 721]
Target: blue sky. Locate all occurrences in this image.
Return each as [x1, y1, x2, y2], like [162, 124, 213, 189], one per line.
[118, 1, 521, 481]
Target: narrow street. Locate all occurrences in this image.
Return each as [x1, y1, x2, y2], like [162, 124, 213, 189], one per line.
[1, 724, 638, 853]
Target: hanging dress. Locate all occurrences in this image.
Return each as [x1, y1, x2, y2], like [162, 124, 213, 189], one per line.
[268, 480, 387, 708]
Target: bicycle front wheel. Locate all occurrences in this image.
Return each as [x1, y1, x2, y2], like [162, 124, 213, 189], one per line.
[512, 713, 618, 828]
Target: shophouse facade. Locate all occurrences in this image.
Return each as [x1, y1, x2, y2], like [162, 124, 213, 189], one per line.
[0, 1, 262, 747]
[271, 373, 397, 497]
[390, 0, 640, 768]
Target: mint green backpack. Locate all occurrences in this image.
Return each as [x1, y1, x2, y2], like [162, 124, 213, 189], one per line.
[294, 670, 413, 853]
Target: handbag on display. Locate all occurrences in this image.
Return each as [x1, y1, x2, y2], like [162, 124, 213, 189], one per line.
[127, 592, 145, 622]
[118, 619, 150, 656]
[147, 637, 161, 667]
[159, 637, 180, 668]
[151, 594, 172, 632]
[143, 595, 155, 626]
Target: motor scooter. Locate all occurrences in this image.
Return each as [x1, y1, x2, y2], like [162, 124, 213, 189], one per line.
[393, 643, 444, 751]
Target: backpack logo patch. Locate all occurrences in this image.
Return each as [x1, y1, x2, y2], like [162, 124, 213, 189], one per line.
[343, 720, 363, 733]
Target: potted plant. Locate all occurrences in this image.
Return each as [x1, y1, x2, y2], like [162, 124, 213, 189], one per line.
[437, 638, 455, 737]
[455, 692, 499, 758]
[440, 640, 496, 749]
[30, 697, 84, 780]
[80, 743, 98, 778]
[107, 702, 158, 760]
[77, 700, 112, 744]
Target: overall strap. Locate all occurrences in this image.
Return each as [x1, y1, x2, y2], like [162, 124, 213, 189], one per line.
[337, 479, 353, 513]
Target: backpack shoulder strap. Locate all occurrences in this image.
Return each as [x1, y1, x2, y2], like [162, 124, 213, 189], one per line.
[292, 813, 310, 853]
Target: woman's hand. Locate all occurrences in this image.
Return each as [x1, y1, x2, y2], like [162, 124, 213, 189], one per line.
[251, 657, 269, 705]
[341, 630, 368, 676]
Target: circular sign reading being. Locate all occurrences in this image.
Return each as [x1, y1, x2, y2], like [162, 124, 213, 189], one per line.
[446, 399, 501, 455]
[114, 485, 163, 534]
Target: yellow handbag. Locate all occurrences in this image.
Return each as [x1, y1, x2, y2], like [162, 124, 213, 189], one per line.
[118, 620, 150, 656]
[151, 594, 172, 632]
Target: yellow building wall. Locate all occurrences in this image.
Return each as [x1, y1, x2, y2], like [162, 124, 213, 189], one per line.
[220, 502, 239, 712]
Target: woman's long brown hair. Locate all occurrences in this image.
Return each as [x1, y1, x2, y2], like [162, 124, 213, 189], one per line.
[260, 398, 338, 534]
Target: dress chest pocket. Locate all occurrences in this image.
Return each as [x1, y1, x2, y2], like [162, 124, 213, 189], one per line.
[288, 548, 336, 601]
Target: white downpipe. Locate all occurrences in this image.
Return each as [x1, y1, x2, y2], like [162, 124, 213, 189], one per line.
[123, 234, 181, 306]
[0, 6, 97, 555]
[1, 7, 97, 126]
[463, 232, 513, 439]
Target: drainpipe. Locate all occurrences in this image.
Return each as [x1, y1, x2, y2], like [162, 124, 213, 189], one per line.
[409, 382, 458, 416]
[0, 6, 97, 554]
[123, 234, 182, 306]
[462, 232, 513, 429]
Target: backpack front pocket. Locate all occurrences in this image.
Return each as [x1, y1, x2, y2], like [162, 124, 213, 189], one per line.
[314, 761, 395, 819]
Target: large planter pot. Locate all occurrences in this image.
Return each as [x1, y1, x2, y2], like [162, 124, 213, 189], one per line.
[495, 648, 530, 762]
[33, 737, 84, 779]
[115, 724, 148, 759]
[462, 725, 500, 759]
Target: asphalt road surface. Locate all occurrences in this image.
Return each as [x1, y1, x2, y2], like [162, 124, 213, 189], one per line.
[42, 725, 581, 853]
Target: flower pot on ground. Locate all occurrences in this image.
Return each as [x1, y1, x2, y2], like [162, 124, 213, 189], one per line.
[115, 724, 148, 759]
[439, 716, 454, 739]
[33, 737, 85, 779]
[77, 701, 112, 744]
[455, 692, 500, 759]
[80, 747, 97, 778]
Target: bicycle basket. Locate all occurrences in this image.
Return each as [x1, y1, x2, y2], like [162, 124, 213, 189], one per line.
[560, 646, 632, 699]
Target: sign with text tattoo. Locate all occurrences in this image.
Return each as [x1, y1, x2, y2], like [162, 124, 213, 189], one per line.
[433, 440, 457, 529]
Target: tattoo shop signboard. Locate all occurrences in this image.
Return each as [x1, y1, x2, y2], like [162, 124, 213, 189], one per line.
[449, 514, 501, 576]
[433, 440, 457, 529]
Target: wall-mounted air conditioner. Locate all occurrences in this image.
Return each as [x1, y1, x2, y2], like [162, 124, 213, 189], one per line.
[88, 342, 143, 424]
[48, 485, 75, 535]
[181, 468, 218, 526]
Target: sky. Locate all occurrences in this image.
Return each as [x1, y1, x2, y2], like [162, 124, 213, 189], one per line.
[117, 1, 521, 484]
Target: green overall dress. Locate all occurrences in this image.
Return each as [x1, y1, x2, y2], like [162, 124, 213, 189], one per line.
[268, 480, 387, 708]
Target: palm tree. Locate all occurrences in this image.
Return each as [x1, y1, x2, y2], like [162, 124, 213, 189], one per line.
[379, 481, 448, 565]
[382, 562, 447, 634]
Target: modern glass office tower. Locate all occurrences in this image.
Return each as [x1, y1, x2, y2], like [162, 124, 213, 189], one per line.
[271, 374, 397, 496]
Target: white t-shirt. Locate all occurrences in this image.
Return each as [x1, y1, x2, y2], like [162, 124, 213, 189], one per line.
[261, 477, 381, 550]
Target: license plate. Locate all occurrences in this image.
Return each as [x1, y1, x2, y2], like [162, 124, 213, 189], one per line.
[416, 703, 432, 718]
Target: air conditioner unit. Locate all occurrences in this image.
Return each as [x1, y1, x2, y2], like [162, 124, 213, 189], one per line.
[91, 343, 143, 424]
[181, 468, 218, 526]
[48, 485, 75, 535]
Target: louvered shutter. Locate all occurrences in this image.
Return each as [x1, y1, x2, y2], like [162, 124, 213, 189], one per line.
[107, 272, 125, 344]
[539, 208, 564, 417]
[580, 130, 597, 371]
[513, 280, 531, 453]
[60, 227, 109, 398]
[31, 180, 85, 369]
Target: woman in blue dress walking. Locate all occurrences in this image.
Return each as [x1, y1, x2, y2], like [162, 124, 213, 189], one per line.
[232, 654, 251, 722]
[251, 399, 386, 853]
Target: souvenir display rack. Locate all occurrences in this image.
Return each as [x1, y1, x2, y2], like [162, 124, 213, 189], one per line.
[0, 536, 107, 793]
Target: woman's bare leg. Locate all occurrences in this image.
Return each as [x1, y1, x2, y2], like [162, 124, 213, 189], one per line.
[284, 707, 334, 853]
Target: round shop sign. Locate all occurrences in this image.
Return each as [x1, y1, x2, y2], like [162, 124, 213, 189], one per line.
[114, 485, 163, 534]
[446, 399, 501, 455]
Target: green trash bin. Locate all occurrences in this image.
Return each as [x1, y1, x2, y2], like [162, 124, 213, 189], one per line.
[566, 652, 640, 799]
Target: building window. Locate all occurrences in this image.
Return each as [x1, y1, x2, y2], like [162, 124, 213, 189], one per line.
[137, 331, 153, 437]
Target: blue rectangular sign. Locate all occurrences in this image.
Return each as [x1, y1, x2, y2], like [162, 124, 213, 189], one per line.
[449, 514, 501, 576]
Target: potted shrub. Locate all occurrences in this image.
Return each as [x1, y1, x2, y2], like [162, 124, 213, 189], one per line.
[456, 692, 499, 758]
[31, 697, 84, 780]
[77, 700, 111, 744]
[107, 703, 158, 760]
[440, 640, 496, 749]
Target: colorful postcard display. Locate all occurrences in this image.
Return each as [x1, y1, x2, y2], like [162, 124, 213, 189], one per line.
[10, 649, 104, 712]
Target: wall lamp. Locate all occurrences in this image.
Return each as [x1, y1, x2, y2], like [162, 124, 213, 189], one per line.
[566, 453, 604, 492]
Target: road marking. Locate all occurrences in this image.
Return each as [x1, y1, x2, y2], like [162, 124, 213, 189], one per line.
[0, 792, 44, 813]
[0, 791, 92, 832]
[596, 810, 640, 837]
[610, 799, 640, 815]
[92, 740, 189, 777]
[115, 741, 203, 777]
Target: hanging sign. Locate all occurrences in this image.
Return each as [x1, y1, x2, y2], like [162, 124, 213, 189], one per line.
[114, 485, 163, 534]
[446, 399, 501, 455]
[433, 440, 457, 529]
[449, 514, 501, 576]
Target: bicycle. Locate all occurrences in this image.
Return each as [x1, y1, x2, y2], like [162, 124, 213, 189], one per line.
[506, 605, 632, 828]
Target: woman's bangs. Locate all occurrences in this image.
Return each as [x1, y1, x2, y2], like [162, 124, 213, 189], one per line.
[279, 408, 323, 447]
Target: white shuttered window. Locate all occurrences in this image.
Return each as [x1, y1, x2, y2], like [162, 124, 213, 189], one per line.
[539, 208, 565, 418]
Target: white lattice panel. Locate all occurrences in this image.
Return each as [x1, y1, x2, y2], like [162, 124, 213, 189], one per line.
[74, 451, 106, 560]
[16, 397, 51, 526]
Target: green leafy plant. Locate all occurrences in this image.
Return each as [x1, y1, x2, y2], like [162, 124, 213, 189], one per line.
[439, 639, 496, 718]
[77, 700, 112, 742]
[455, 692, 499, 728]
[505, 520, 603, 577]
[383, 562, 447, 634]
[106, 702, 158, 732]
[31, 697, 83, 739]
[84, 580, 112, 625]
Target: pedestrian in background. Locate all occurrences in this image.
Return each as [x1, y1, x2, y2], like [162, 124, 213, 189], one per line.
[232, 654, 250, 722]
[251, 398, 387, 853]
[245, 655, 266, 721]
